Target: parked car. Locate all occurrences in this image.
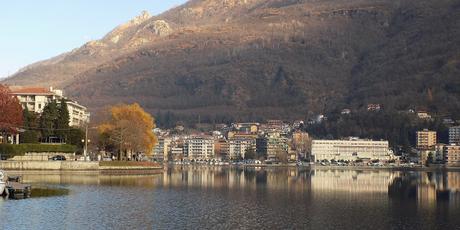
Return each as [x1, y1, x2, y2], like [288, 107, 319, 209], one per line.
[50, 155, 66, 161]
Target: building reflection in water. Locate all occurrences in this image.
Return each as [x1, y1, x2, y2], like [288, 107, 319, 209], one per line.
[12, 167, 460, 209]
[389, 171, 460, 209]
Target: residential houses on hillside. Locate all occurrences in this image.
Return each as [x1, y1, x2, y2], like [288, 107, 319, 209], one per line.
[150, 117, 460, 167]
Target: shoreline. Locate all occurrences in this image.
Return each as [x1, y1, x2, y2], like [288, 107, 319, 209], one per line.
[0, 160, 163, 173]
[168, 163, 460, 172]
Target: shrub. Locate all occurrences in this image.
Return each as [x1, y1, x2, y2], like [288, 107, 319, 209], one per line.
[0, 144, 77, 159]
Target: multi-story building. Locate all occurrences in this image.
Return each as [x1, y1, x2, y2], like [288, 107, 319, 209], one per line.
[214, 139, 229, 160]
[416, 129, 437, 150]
[449, 126, 460, 145]
[66, 100, 90, 127]
[232, 123, 259, 133]
[446, 145, 460, 167]
[256, 132, 288, 160]
[10, 86, 90, 127]
[311, 138, 391, 162]
[11, 87, 62, 113]
[170, 146, 185, 161]
[228, 138, 255, 160]
[417, 111, 432, 120]
[153, 137, 171, 162]
[435, 144, 447, 163]
[185, 136, 215, 160]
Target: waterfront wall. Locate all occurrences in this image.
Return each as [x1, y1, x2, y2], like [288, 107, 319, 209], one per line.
[0, 161, 99, 171]
[0, 160, 163, 171]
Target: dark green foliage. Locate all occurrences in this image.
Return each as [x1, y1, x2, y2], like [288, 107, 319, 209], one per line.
[67, 128, 85, 150]
[56, 98, 70, 140]
[39, 100, 59, 138]
[21, 107, 40, 143]
[20, 131, 40, 144]
[0, 144, 76, 159]
[244, 148, 256, 160]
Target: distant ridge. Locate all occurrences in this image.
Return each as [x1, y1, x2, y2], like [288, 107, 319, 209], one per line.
[3, 0, 460, 121]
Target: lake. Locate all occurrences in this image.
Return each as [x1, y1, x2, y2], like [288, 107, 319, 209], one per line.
[1, 166, 459, 229]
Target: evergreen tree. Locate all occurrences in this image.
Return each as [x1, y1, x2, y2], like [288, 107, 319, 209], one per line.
[21, 106, 39, 143]
[40, 100, 59, 140]
[56, 98, 70, 141]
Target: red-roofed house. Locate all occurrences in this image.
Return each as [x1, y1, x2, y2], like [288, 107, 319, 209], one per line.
[10, 86, 89, 127]
[10, 87, 62, 113]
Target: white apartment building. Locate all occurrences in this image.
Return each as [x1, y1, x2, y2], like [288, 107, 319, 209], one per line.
[185, 136, 215, 160]
[10, 87, 90, 127]
[228, 138, 255, 160]
[312, 138, 391, 162]
[66, 100, 90, 127]
[449, 126, 460, 145]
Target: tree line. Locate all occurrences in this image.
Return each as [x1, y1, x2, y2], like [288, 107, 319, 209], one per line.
[21, 98, 85, 149]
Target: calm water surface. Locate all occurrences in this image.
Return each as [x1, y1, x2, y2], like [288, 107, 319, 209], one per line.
[1, 167, 460, 229]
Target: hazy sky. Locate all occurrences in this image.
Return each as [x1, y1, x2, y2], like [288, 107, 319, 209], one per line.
[0, 0, 187, 79]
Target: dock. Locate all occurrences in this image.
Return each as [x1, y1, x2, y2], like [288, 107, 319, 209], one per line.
[2, 176, 32, 199]
[6, 182, 32, 199]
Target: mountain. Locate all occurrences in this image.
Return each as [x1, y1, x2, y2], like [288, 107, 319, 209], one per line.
[3, 0, 460, 124]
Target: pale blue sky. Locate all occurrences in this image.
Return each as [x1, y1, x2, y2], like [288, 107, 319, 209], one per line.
[0, 0, 187, 79]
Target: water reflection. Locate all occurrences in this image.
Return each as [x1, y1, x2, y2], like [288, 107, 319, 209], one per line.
[13, 171, 161, 188]
[389, 171, 460, 209]
[2, 167, 460, 229]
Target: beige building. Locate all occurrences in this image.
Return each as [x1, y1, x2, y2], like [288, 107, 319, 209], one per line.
[66, 100, 90, 127]
[153, 137, 172, 162]
[416, 129, 437, 150]
[228, 138, 255, 160]
[11, 87, 62, 113]
[312, 138, 391, 162]
[214, 139, 229, 160]
[10, 86, 90, 127]
[185, 136, 215, 160]
[446, 145, 460, 167]
[256, 132, 289, 160]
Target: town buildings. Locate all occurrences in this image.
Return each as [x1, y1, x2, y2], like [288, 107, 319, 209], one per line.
[170, 146, 185, 161]
[449, 126, 460, 145]
[214, 139, 229, 160]
[311, 138, 391, 162]
[185, 136, 215, 160]
[228, 138, 255, 160]
[256, 132, 289, 160]
[416, 129, 437, 150]
[153, 137, 171, 162]
[367, 104, 381, 111]
[417, 111, 432, 120]
[10, 86, 90, 127]
[446, 145, 460, 167]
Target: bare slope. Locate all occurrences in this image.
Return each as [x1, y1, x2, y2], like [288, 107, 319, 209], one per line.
[3, 0, 460, 121]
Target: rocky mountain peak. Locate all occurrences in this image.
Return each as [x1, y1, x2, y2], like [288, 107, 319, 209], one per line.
[131, 10, 152, 25]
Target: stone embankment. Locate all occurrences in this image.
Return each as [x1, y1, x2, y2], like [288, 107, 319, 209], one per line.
[0, 161, 162, 171]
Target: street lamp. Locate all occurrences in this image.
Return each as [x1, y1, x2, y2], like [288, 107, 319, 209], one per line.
[82, 125, 97, 161]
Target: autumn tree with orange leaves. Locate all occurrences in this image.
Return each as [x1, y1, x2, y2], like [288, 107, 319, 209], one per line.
[0, 84, 23, 143]
[98, 103, 157, 160]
